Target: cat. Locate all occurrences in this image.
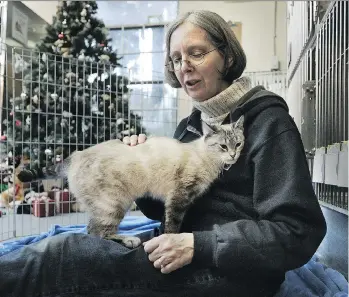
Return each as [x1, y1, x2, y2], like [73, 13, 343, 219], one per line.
[18, 115, 245, 248]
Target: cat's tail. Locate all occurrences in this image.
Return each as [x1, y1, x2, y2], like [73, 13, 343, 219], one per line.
[17, 156, 72, 183]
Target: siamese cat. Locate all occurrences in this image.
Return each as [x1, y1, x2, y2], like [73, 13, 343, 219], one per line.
[18, 116, 244, 248]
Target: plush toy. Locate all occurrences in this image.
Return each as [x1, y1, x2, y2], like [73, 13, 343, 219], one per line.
[0, 157, 29, 208]
[0, 184, 24, 208]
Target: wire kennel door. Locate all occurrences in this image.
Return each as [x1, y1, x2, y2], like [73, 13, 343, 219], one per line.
[0, 46, 178, 242]
[287, 0, 348, 212]
[314, 0, 348, 211]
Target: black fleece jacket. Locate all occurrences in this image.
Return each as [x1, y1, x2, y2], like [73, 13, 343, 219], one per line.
[136, 87, 327, 292]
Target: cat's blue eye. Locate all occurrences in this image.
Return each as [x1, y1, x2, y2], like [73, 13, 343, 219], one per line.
[220, 144, 228, 151]
[236, 143, 242, 148]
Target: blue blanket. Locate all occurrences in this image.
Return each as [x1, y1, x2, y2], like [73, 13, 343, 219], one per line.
[0, 216, 160, 257]
[275, 256, 348, 297]
[0, 217, 347, 297]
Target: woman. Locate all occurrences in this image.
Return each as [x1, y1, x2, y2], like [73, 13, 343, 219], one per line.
[0, 10, 326, 297]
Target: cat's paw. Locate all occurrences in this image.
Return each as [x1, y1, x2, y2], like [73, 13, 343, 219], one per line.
[104, 234, 141, 248]
[122, 236, 142, 248]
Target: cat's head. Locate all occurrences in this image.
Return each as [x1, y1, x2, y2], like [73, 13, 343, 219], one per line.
[203, 115, 245, 165]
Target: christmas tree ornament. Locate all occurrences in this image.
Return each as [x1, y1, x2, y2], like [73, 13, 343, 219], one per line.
[101, 94, 110, 101]
[4, 0, 144, 173]
[99, 55, 110, 63]
[45, 149, 52, 156]
[56, 155, 62, 163]
[80, 8, 87, 17]
[78, 53, 85, 61]
[32, 95, 39, 104]
[41, 53, 48, 62]
[61, 47, 70, 56]
[1, 135, 7, 141]
[85, 21, 92, 29]
[50, 93, 58, 100]
[65, 72, 76, 79]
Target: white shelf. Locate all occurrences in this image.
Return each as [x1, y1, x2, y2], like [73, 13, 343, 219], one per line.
[319, 200, 348, 216]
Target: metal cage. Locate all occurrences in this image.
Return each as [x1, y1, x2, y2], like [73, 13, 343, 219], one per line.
[0, 45, 178, 241]
[287, 0, 348, 213]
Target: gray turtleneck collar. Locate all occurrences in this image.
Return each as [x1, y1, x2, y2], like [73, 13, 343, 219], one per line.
[191, 76, 252, 133]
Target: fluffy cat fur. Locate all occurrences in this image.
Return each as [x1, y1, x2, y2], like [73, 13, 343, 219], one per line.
[18, 116, 245, 248]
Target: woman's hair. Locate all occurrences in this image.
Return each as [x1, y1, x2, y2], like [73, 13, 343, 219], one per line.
[164, 10, 246, 88]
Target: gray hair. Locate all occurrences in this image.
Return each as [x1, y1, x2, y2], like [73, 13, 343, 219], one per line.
[164, 10, 246, 88]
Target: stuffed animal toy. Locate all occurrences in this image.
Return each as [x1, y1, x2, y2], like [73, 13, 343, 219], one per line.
[0, 157, 29, 208]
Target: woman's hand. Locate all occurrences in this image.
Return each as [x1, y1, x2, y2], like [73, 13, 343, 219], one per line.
[143, 233, 194, 274]
[122, 134, 147, 146]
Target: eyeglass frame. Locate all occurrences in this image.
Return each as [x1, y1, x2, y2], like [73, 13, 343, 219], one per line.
[166, 48, 218, 72]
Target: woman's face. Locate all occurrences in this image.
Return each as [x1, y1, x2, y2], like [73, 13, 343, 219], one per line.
[169, 22, 230, 102]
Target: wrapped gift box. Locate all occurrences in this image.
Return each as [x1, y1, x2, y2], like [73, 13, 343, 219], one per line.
[33, 198, 55, 217]
[53, 190, 72, 214]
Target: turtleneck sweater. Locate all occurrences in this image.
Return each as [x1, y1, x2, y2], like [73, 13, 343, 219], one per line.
[191, 76, 252, 133]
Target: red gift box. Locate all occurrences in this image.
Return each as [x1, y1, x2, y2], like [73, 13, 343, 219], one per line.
[33, 198, 55, 217]
[54, 190, 72, 214]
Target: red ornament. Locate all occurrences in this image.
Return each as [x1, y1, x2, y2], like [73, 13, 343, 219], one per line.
[58, 32, 64, 39]
[15, 120, 21, 127]
[99, 43, 104, 47]
[0, 135, 6, 140]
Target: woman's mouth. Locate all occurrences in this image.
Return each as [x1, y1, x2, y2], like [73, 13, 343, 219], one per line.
[185, 80, 201, 88]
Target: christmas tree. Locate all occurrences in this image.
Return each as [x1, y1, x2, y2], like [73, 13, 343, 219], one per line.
[1, 1, 144, 171]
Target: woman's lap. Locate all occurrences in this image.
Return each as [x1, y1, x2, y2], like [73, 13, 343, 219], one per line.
[0, 233, 232, 297]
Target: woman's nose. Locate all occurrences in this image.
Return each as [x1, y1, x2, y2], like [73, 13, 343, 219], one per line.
[180, 60, 194, 72]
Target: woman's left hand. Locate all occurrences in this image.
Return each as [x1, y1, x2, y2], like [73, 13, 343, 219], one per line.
[143, 233, 194, 274]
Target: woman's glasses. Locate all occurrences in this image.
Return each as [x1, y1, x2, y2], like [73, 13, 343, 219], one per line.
[166, 48, 217, 72]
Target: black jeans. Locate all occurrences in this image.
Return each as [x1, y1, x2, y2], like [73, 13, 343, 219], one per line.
[0, 233, 277, 297]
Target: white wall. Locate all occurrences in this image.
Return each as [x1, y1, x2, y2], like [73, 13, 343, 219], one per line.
[21, 1, 58, 24]
[178, 1, 287, 73]
[19, 1, 288, 125]
[176, 0, 287, 121]
[285, 1, 313, 130]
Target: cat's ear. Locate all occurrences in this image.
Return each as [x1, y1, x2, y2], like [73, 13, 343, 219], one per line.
[233, 115, 244, 130]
